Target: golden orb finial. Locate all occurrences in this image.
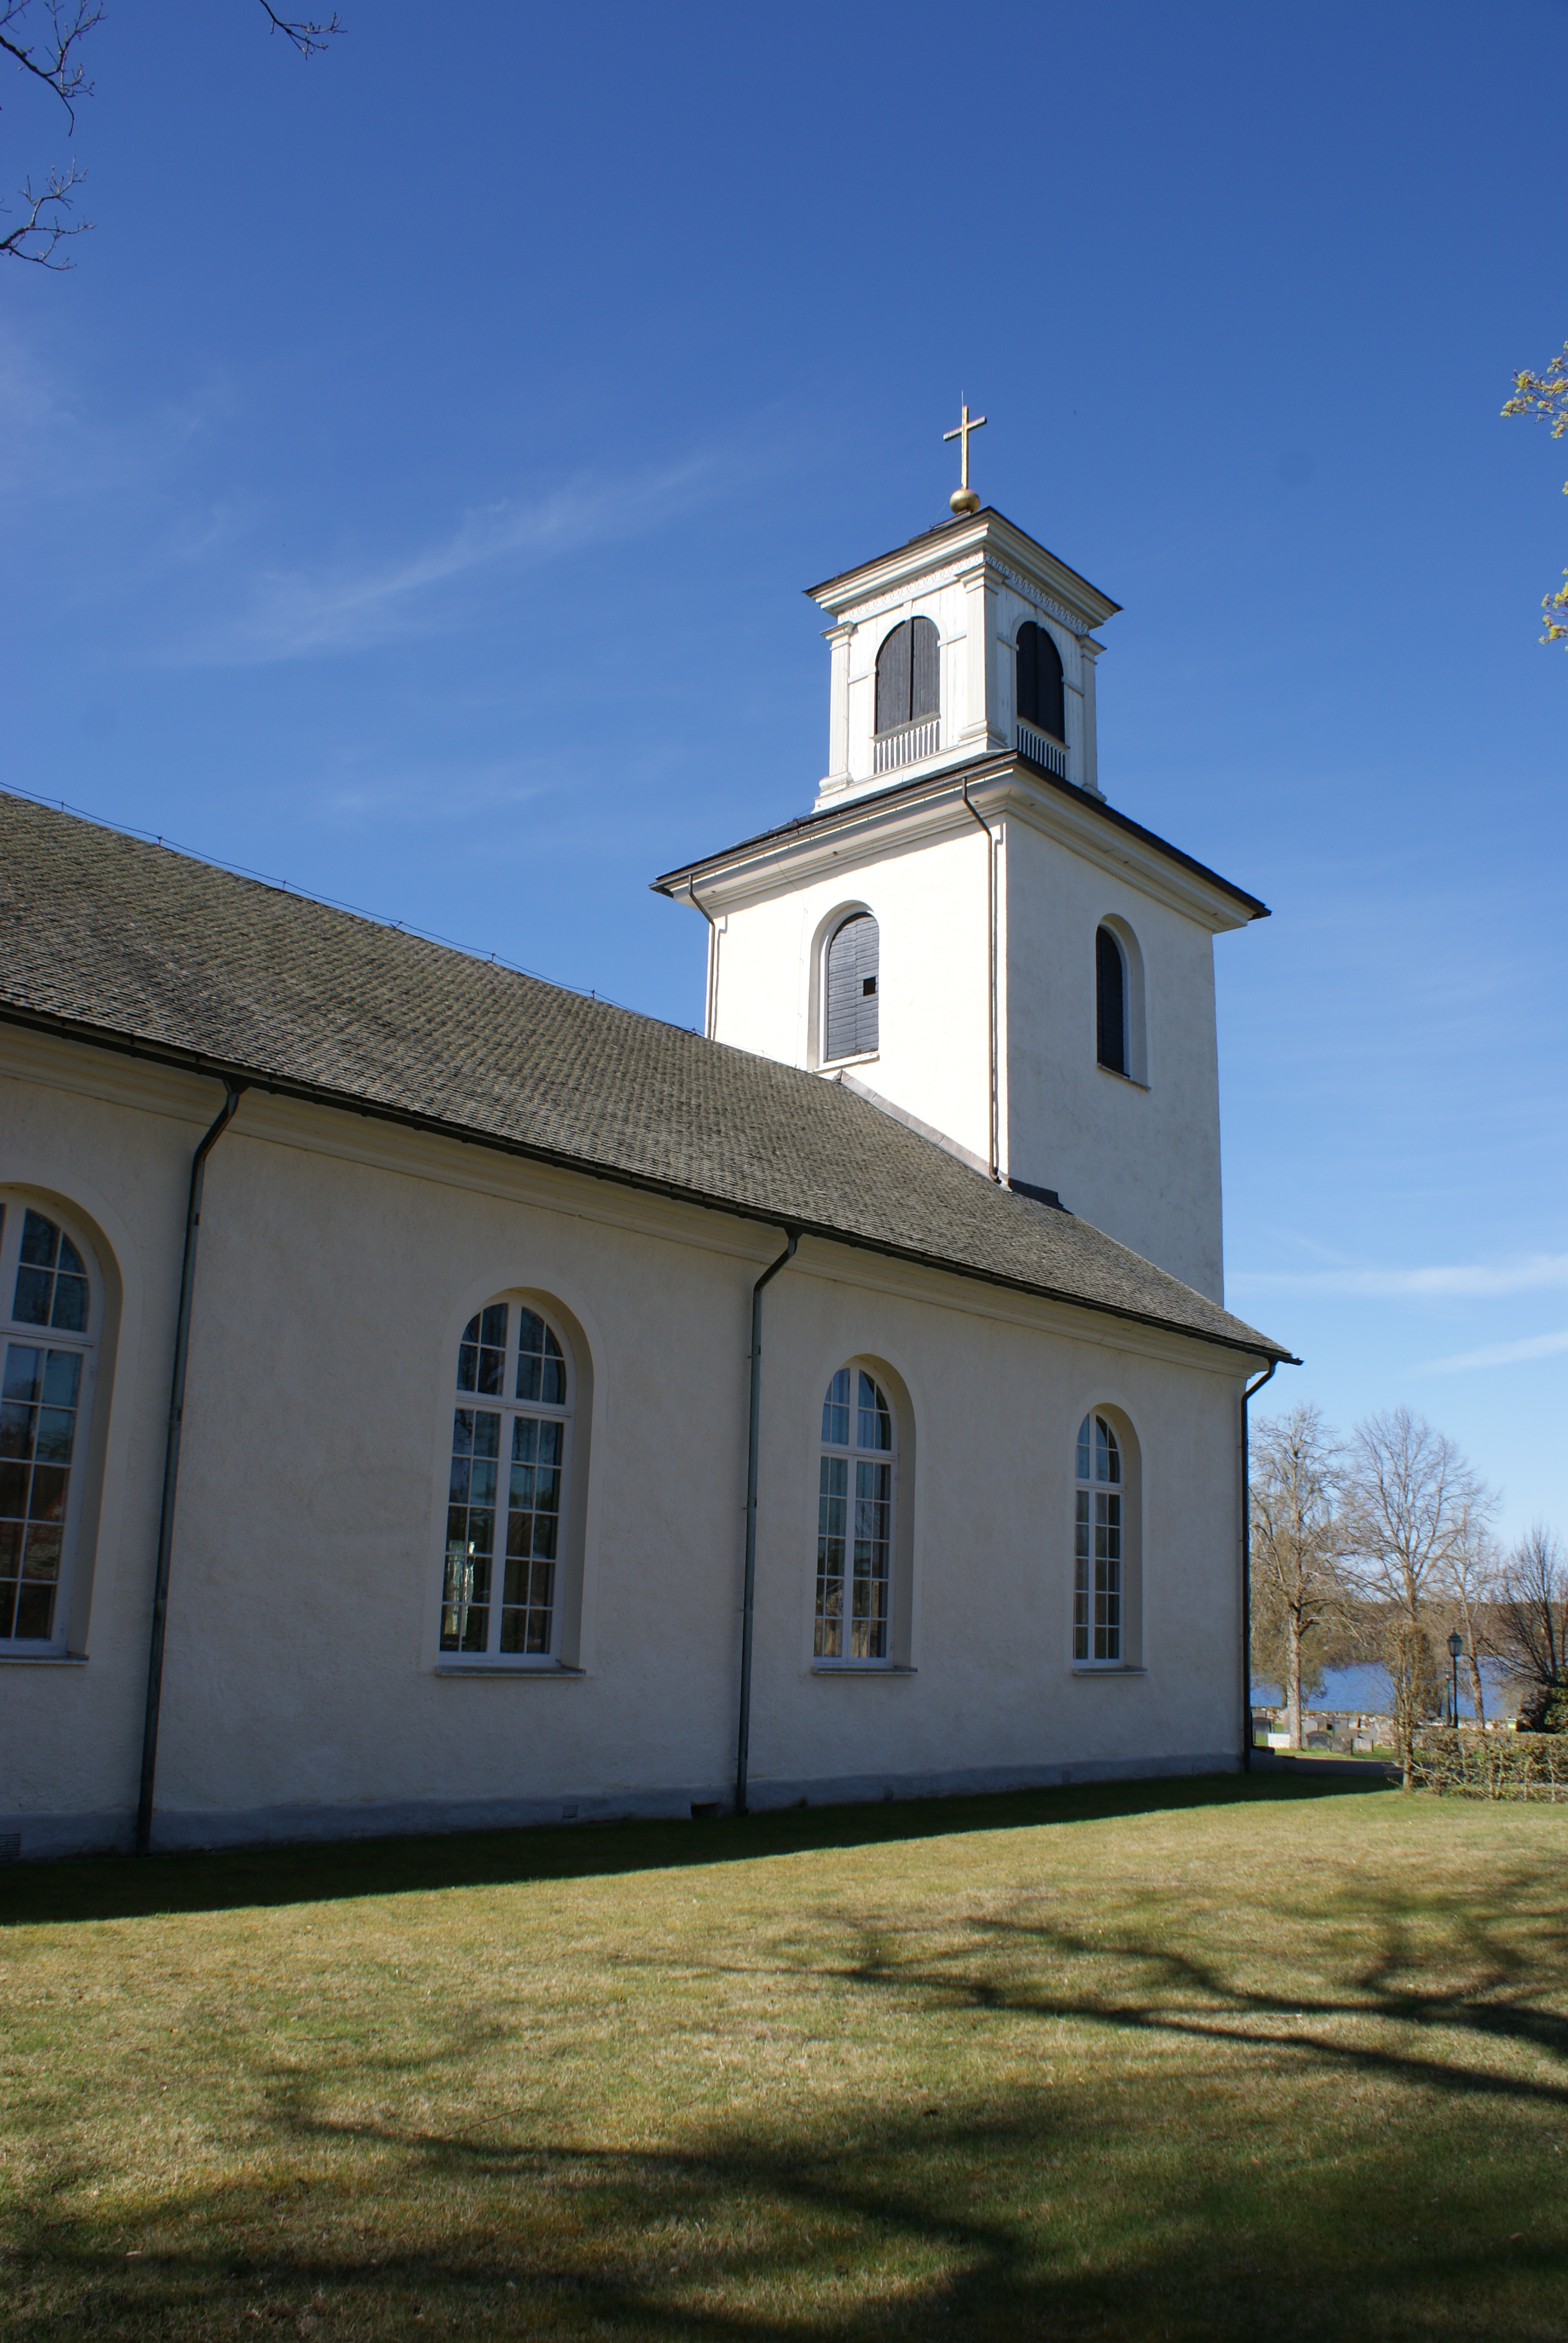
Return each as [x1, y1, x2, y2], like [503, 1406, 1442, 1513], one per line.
[949, 485, 981, 516]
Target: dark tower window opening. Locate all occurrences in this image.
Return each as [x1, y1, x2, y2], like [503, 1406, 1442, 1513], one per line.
[1016, 621, 1065, 743]
[1096, 925, 1126, 1076]
[825, 913, 880, 1060]
[874, 617, 939, 736]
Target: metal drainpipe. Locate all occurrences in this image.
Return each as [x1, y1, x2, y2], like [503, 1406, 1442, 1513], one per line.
[136, 1081, 246, 1856]
[960, 782, 1000, 1182]
[1239, 1357, 1278, 1775]
[685, 877, 719, 1039]
[734, 1228, 799, 1816]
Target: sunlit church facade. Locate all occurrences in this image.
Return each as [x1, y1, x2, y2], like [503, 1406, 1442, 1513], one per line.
[0, 480, 1287, 1858]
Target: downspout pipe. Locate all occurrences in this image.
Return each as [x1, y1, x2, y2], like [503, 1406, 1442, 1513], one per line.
[960, 782, 1001, 1182]
[684, 877, 719, 1039]
[136, 1081, 246, 1856]
[734, 1228, 799, 1816]
[1239, 1357, 1278, 1775]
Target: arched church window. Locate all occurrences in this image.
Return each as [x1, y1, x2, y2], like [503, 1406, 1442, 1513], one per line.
[815, 1366, 895, 1663]
[1, 1200, 98, 1648]
[874, 616, 939, 736]
[1016, 621, 1065, 742]
[1074, 1412, 1122, 1664]
[441, 1300, 572, 1663]
[823, 912, 879, 1061]
[1096, 924, 1127, 1076]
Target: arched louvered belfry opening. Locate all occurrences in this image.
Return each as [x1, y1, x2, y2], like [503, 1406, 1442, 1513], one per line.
[1096, 924, 1127, 1075]
[874, 616, 939, 737]
[824, 911, 880, 1061]
[1016, 621, 1065, 742]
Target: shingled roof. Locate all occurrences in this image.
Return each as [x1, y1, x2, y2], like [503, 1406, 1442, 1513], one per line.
[0, 793, 1289, 1362]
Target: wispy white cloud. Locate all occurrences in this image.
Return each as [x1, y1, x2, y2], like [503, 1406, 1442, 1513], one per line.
[1230, 1254, 1568, 1300]
[169, 451, 743, 667]
[1421, 1329, 1568, 1375]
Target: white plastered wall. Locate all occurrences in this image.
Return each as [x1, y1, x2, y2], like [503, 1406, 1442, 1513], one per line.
[704, 792, 1227, 1298]
[0, 1027, 1252, 1856]
[708, 816, 995, 1169]
[1001, 819, 1226, 1300]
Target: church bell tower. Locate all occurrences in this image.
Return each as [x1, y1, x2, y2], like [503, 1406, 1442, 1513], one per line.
[653, 421, 1268, 1306]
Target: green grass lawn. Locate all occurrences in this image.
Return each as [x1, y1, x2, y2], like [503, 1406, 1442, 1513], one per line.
[4, 1772, 1566, 2340]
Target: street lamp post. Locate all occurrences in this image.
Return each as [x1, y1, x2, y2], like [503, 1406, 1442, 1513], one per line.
[1448, 1631, 1464, 1729]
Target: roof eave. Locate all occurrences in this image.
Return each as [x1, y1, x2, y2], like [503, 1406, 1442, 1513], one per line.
[805, 507, 1123, 628]
[0, 997, 1293, 1367]
[652, 747, 1270, 925]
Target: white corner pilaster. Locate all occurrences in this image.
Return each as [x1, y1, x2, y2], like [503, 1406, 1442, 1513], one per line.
[1079, 637, 1104, 798]
[822, 624, 853, 794]
[959, 562, 1004, 749]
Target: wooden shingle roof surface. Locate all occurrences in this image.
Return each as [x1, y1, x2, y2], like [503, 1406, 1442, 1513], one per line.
[0, 793, 1289, 1361]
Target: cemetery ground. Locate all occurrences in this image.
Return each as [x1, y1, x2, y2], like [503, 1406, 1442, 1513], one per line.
[2, 1775, 1566, 2341]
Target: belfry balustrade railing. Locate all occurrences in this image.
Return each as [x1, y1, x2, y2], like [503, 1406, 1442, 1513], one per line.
[1017, 721, 1069, 780]
[872, 715, 939, 776]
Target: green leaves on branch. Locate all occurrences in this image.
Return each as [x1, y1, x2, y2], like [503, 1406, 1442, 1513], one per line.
[1501, 341, 1568, 647]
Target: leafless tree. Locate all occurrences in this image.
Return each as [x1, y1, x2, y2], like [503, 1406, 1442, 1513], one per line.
[2, 0, 342, 267]
[1250, 1404, 1348, 1748]
[1343, 1406, 1491, 1786]
[1433, 1506, 1501, 1728]
[1492, 1525, 1568, 1727]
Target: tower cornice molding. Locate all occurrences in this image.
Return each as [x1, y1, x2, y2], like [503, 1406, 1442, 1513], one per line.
[805, 508, 1121, 635]
[653, 754, 1267, 934]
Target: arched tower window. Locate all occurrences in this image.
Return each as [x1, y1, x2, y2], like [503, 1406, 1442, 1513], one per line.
[815, 1366, 895, 1663]
[1096, 924, 1127, 1076]
[441, 1300, 573, 1663]
[1074, 1412, 1122, 1664]
[1016, 621, 1065, 742]
[823, 911, 879, 1061]
[874, 615, 939, 737]
[1, 1201, 97, 1647]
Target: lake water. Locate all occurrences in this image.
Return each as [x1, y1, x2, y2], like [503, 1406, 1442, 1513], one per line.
[1250, 1659, 1516, 1721]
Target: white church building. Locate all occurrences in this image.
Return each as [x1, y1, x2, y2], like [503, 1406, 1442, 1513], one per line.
[0, 493, 1289, 1859]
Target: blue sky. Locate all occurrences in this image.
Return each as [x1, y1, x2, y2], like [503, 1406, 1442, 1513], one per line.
[4, 1, 1566, 1535]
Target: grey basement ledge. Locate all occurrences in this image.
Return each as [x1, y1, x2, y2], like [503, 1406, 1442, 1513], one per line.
[434, 1663, 586, 1679]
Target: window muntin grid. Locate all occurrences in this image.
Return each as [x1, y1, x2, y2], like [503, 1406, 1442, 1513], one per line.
[1074, 1412, 1122, 1664]
[0, 1202, 96, 1648]
[815, 1366, 894, 1663]
[441, 1302, 570, 1663]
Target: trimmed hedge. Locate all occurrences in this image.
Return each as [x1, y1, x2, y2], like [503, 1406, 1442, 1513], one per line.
[1411, 1730, 1568, 1800]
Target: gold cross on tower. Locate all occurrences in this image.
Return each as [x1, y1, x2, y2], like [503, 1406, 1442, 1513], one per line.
[943, 398, 986, 515]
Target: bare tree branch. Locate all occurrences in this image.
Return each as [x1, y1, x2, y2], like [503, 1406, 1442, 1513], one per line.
[1249, 1403, 1350, 1749]
[1492, 1525, 1568, 1703]
[0, 0, 101, 132]
[256, 1, 344, 56]
[1343, 1406, 1493, 1784]
[0, 153, 88, 264]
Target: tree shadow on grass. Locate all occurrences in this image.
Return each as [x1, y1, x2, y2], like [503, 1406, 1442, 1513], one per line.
[814, 1870, 1568, 2109]
[5, 2059, 1566, 2341]
[0, 1769, 1394, 1930]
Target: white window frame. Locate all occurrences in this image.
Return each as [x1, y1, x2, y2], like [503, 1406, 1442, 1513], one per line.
[439, 1297, 575, 1670]
[0, 1194, 100, 1658]
[1074, 1411, 1123, 1666]
[814, 1364, 896, 1666]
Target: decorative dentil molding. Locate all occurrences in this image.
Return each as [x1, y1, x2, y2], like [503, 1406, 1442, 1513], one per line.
[988, 560, 1094, 640]
[834, 555, 1091, 643]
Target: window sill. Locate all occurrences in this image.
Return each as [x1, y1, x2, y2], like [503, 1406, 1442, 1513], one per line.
[434, 1662, 585, 1679]
[1071, 1664, 1146, 1677]
[1096, 1063, 1150, 1092]
[0, 1651, 88, 1665]
[810, 1663, 916, 1676]
[822, 1050, 879, 1073]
